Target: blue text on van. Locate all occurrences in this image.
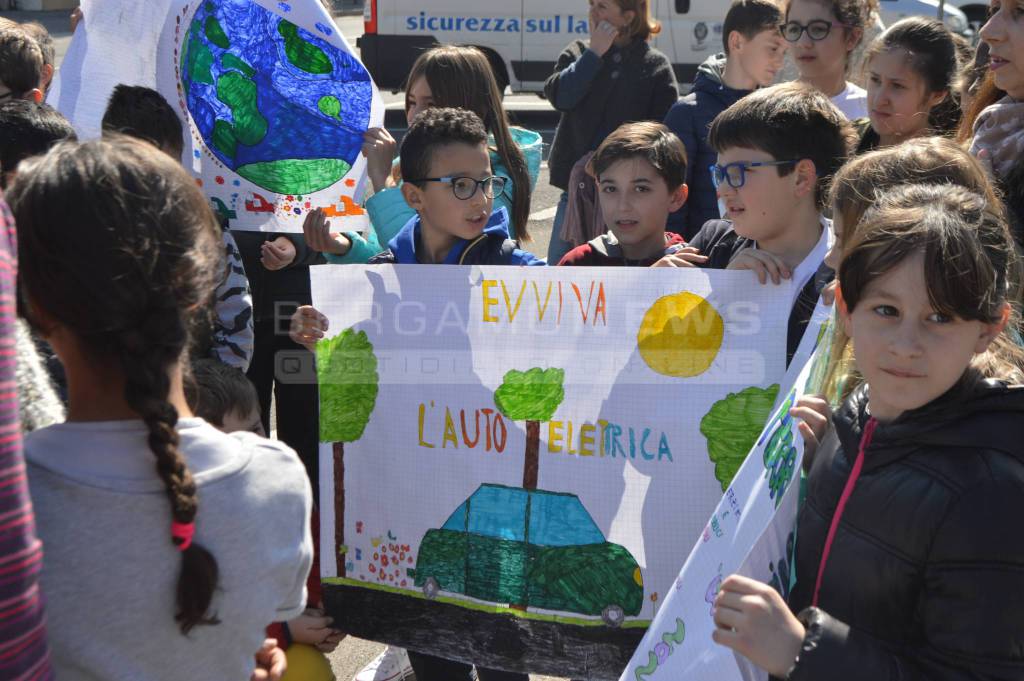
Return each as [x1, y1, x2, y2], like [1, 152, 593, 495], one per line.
[406, 13, 590, 35]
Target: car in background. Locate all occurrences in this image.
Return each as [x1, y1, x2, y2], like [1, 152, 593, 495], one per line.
[879, 0, 971, 36]
[410, 483, 644, 626]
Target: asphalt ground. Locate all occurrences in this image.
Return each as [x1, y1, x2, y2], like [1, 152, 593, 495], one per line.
[0, 8, 567, 680]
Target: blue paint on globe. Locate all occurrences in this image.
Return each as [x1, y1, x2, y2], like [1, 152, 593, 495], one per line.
[180, 0, 372, 195]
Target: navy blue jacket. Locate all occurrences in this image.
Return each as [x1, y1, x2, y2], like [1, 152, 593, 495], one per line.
[663, 55, 750, 240]
[368, 207, 545, 266]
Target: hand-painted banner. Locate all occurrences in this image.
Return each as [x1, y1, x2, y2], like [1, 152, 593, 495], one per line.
[311, 264, 799, 679]
[50, 0, 384, 232]
[620, 300, 834, 681]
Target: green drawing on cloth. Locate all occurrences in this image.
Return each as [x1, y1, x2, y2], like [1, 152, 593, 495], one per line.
[316, 328, 379, 442]
[493, 368, 565, 490]
[412, 484, 643, 626]
[700, 384, 780, 491]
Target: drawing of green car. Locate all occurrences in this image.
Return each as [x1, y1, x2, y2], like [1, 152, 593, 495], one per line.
[410, 484, 644, 626]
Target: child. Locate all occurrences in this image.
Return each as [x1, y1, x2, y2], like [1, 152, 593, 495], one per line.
[782, 0, 872, 119]
[819, 136, 1003, 404]
[291, 107, 541, 681]
[187, 358, 342, 681]
[0, 26, 43, 104]
[664, 0, 786, 239]
[11, 136, 313, 679]
[18, 21, 55, 95]
[307, 45, 542, 263]
[689, 81, 853, 364]
[857, 17, 961, 153]
[711, 182, 1024, 680]
[543, 0, 678, 263]
[0, 99, 75, 188]
[187, 359, 265, 436]
[101, 85, 256, 374]
[558, 121, 698, 267]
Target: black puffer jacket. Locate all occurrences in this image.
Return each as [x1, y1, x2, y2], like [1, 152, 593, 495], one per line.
[786, 379, 1024, 681]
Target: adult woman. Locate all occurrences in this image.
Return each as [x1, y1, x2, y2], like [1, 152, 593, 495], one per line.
[544, 0, 678, 263]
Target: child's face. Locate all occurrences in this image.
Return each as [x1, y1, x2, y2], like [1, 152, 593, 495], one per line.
[841, 252, 1004, 422]
[714, 146, 807, 242]
[867, 49, 945, 141]
[597, 156, 687, 255]
[735, 28, 788, 87]
[404, 141, 493, 243]
[405, 77, 435, 127]
[786, 0, 858, 84]
[219, 406, 265, 436]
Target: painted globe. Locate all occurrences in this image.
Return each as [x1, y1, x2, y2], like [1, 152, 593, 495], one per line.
[180, 0, 371, 195]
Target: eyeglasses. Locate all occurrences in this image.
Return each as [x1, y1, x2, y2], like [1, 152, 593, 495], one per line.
[709, 160, 800, 189]
[780, 20, 850, 42]
[407, 175, 507, 200]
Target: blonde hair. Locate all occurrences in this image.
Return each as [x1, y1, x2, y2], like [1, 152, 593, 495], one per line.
[823, 138, 1008, 402]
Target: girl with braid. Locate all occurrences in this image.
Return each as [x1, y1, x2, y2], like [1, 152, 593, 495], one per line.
[9, 137, 313, 680]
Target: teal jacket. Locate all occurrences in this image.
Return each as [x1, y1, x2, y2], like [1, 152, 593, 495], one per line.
[327, 127, 542, 264]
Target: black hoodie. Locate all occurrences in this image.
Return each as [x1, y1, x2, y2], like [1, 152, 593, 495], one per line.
[786, 379, 1024, 681]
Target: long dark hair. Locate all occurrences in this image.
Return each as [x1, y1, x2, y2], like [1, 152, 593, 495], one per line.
[9, 136, 224, 634]
[405, 45, 533, 241]
[865, 16, 962, 133]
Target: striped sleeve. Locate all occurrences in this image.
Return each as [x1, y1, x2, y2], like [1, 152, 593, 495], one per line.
[0, 199, 51, 680]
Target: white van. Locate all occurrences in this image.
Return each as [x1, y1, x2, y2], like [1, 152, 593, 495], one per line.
[358, 0, 970, 95]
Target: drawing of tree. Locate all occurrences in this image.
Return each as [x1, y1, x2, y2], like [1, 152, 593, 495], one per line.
[317, 328, 379, 576]
[493, 368, 565, 489]
[700, 384, 779, 491]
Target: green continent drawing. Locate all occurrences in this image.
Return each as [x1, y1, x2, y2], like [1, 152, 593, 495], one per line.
[701, 385, 780, 490]
[317, 329, 379, 442]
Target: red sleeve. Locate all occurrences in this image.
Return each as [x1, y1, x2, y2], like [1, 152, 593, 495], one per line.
[557, 243, 595, 266]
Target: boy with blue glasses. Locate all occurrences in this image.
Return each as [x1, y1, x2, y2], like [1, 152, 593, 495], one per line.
[688, 81, 853, 364]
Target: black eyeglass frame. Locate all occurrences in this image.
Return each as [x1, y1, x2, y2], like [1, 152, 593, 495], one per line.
[405, 175, 508, 200]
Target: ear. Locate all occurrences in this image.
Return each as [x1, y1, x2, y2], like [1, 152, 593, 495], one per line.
[41, 64, 54, 89]
[668, 183, 689, 212]
[792, 158, 818, 200]
[975, 303, 1010, 354]
[621, 9, 636, 27]
[728, 30, 746, 55]
[401, 182, 425, 212]
[25, 89, 43, 104]
[926, 89, 948, 112]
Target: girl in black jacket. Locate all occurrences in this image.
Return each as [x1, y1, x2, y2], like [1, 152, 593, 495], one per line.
[710, 183, 1024, 680]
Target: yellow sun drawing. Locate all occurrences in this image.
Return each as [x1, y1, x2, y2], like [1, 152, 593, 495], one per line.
[637, 292, 724, 377]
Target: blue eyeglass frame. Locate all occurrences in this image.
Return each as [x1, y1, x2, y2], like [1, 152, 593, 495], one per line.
[708, 160, 800, 190]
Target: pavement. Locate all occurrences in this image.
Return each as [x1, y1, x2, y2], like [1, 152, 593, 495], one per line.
[0, 7, 567, 680]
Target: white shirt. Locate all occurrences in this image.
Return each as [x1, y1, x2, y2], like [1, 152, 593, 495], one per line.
[831, 82, 869, 120]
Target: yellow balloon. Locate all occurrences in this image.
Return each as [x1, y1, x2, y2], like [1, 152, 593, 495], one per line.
[637, 292, 724, 377]
[281, 643, 335, 681]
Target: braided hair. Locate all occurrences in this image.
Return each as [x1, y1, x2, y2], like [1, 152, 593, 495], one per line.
[9, 136, 224, 634]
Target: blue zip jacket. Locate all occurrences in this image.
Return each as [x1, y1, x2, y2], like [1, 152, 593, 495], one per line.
[368, 207, 545, 266]
[663, 54, 750, 240]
